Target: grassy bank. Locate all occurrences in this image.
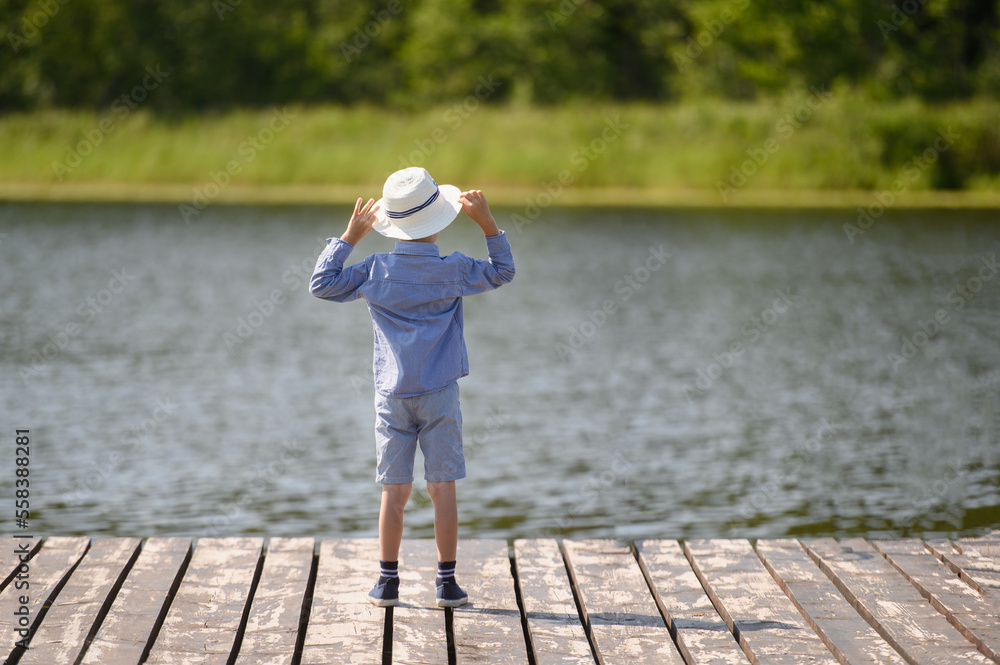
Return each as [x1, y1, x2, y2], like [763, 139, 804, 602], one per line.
[2, 94, 999, 208]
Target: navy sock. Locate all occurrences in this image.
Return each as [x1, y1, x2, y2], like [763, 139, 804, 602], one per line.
[378, 560, 398, 584]
[436, 560, 456, 583]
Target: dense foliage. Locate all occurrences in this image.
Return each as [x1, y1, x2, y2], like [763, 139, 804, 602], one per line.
[1, 0, 998, 111]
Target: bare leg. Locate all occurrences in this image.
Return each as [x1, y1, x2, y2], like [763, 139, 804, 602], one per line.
[379, 482, 412, 562]
[426, 480, 458, 562]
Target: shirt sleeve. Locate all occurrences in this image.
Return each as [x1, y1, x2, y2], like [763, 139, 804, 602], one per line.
[458, 231, 516, 295]
[309, 238, 370, 302]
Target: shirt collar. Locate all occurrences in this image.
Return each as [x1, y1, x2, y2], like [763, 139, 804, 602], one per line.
[393, 241, 440, 256]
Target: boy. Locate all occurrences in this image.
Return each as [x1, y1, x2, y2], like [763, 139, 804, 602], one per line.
[309, 167, 515, 607]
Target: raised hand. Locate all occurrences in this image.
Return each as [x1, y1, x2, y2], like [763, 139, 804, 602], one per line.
[458, 190, 500, 237]
[341, 197, 380, 246]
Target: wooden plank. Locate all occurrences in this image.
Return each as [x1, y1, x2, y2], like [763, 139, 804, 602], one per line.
[300, 538, 385, 665]
[636, 539, 749, 665]
[562, 539, 683, 664]
[755, 539, 904, 665]
[873, 539, 1000, 663]
[453, 539, 527, 664]
[392, 539, 448, 665]
[512, 539, 593, 665]
[79, 537, 192, 665]
[803, 538, 993, 664]
[926, 541, 1000, 595]
[957, 541, 1000, 588]
[684, 539, 839, 665]
[236, 537, 315, 665]
[19, 538, 141, 665]
[0, 537, 42, 592]
[959, 538, 1000, 558]
[927, 540, 956, 556]
[0, 536, 90, 657]
[144, 537, 263, 665]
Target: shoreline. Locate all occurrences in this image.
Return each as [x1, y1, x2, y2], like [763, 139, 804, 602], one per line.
[2, 181, 1000, 210]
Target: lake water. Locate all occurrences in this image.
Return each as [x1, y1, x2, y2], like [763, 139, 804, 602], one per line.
[2, 202, 998, 542]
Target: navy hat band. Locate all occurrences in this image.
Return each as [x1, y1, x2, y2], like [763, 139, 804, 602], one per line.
[385, 186, 440, 219]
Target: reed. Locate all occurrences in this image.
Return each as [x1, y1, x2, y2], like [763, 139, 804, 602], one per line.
[1, 93, 998, 204]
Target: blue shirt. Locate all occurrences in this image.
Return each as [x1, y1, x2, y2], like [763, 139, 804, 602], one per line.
[310, 232, 515, 397]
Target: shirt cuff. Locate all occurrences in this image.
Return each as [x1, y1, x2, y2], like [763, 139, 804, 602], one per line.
[484, 230, 509, 249]
[323, 236, 354, 254]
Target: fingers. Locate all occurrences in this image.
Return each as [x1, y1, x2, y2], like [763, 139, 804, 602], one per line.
[353, 198, 378, 224]
[459, 190, 486, 211]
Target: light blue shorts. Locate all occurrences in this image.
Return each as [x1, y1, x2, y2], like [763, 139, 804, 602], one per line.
[374, 382, 465, 484]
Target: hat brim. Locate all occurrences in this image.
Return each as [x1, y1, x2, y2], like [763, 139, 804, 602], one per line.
[373, 184, 463, 240]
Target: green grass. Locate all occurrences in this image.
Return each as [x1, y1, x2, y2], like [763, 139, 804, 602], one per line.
[1, 93, 999, 207]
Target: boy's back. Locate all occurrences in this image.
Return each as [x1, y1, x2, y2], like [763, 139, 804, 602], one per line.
[308, 167, 513, 608]
[310, 215, 514, 397]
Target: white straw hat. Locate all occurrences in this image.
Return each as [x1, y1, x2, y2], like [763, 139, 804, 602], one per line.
[373, 167, 462, 240]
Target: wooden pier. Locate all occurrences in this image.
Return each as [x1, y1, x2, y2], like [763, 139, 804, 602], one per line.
[2, 533, 998, 664]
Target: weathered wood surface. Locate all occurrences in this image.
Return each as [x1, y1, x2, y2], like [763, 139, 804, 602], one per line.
[79, 537, 192, 665]
[959, 540, 1000, 592]
[392, 538, 447, 665]
[803, 537, 993, 664]
[19, 537, 141, 665]
[236, 537, 315, 665]
[3, 533, 1000, 664]
[636, 539, 749, 665]
[301, 538, 384, 665]
[144, 537, 264, 665]
[0, 537, 42, 590]
[685, 539, 840, 664]
[0, 536, 89, 655]
[755, 538, 903, 665]
[927, 539, 1000, 595]
[563, 539, 684, 664]
[958, 537, 1000, 558]
[454, 539, 527, 664]
[873, 539, 1000, 663]
[956, 540, 1000, 591]
[513, 539, 593, 665]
